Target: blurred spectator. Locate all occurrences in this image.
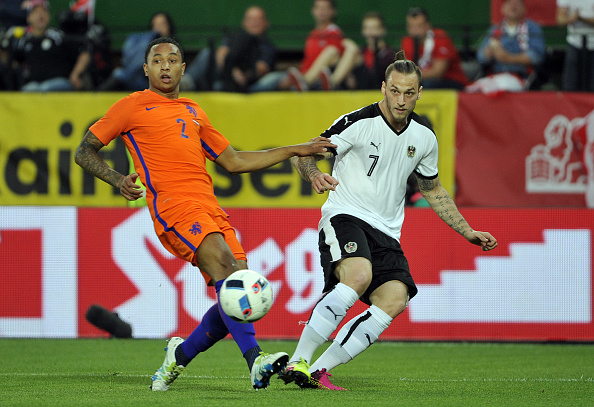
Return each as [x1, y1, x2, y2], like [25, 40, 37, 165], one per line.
[476, 0, 545, 85]
[556, 0, 594, 92]
[349, 11, 395, 90]
[400, 7, 468, 90]
[57, 0, 111, 89]
[97, 11, 174, 91]
[181, 6, 276, 92]
[5, 0, 91, 91]
[267, 0, 359, 91]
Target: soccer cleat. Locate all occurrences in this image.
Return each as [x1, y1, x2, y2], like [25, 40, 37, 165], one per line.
[287, 67, 308, 91]
[309, 368, 347, 391]
[150, 337, 186, 391]
[250, 351, 289, 390]
[319, 67, 333, 91]
[278, 357, 313, 388]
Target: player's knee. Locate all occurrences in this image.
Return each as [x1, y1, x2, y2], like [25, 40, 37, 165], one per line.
[337, 258, 372, 295]
[378, 297, 407, 318]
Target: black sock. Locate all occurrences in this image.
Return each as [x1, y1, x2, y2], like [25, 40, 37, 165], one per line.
[175, 344, 192, 367]
[243, 346, 262, 371]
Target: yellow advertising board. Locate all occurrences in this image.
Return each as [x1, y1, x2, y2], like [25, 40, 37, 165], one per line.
[0, 90, 457, 207]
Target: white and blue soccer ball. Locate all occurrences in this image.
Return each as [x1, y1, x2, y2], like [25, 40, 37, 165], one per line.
[220, 269, 273, 323]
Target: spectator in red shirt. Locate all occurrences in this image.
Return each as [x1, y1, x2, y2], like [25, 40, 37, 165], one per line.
[279, 0, 359, 91]
[400, 7, 468, 90]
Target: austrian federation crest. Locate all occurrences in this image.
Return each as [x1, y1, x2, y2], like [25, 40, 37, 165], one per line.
[407, 145, 416, 158]
[344, 242, 358, 253]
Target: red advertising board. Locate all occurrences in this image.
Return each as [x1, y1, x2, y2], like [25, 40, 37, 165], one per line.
[1, 207, 592, 341]
[456, 92, 594, 207]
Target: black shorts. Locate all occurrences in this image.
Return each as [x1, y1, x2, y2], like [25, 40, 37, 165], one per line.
[318, 214, 418, 306]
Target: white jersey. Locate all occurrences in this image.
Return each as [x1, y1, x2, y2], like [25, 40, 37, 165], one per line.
[319, 103, 438, 241]
[557, 0, 594, 50]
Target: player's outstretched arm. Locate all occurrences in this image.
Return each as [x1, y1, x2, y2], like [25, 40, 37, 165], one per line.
[416, 174, 498, 251]
[215, 137, 336, 174]
[291, 153, 338, 194]
[74, 131, 143, 201]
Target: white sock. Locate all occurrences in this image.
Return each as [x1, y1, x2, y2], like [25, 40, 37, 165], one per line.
[309, 341, 351, 373]
[310, 305, 393, 372]
[290, 283, 358, 363]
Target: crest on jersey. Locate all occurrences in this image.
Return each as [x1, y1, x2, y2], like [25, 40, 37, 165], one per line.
[407, 145, 416, 158]
[344, 242, 358, 253]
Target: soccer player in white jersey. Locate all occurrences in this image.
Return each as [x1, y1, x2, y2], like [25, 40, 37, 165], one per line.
[279, 50, 498, 391]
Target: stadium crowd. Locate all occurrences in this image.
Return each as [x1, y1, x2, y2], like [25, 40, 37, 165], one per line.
[0, 0, 592, 93]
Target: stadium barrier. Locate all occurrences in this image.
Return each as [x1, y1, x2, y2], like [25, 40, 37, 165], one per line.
[456, 92, 594, 207]
[0, 90, 457, 207]
[1, 206, 592, 341]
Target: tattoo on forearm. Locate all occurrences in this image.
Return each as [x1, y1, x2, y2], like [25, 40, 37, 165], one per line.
[293, 156, 322, 182]
[75, 134, 124, 188]
[418, 177, 471, 236]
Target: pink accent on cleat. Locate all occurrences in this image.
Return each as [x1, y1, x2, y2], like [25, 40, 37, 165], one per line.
[310, 368, 347, 391]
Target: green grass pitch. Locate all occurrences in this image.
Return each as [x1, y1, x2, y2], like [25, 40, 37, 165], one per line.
[1, 339, 592, 406]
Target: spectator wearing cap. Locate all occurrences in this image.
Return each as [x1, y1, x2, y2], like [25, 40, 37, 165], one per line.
[7, 0, 91, 91]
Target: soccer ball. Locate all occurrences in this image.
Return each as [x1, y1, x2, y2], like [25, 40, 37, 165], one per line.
[219, 269, 273, 323]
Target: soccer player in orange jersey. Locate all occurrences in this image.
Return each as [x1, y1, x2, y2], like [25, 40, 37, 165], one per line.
[74, 36, 336, 391]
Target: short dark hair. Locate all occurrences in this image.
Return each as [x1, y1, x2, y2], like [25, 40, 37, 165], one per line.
[406, 6, 429, 21]
[144, 36, 185, 64]
[385, 50, 422, 87]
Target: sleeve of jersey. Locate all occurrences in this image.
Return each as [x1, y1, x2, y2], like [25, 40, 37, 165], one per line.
[320, 116, 357, 157]
[199, 115, 230, 161]
[414, 136, 439, 179]
[89, 96, 134, 146]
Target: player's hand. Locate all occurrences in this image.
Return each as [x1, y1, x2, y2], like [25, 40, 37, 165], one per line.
[294, 137, 337, 157]
[311, 172, 338, 194]
[466, 231, 498, 251]
[119, 173, 145, 201]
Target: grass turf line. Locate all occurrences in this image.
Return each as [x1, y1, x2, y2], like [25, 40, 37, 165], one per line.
[0, 339, 592, 406]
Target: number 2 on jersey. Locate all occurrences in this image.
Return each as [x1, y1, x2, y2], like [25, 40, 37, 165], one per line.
[368, 155, 379, 176]
[177, 118, 188, 139]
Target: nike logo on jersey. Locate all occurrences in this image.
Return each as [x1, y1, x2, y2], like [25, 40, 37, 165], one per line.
[146, 106, 160, 111]
[370, 142, 381, 151]
[192, 119, 200, 127]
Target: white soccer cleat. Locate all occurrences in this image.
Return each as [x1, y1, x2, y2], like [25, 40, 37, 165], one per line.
[250, 351, 289, 390]
[150, 337, 186, 391]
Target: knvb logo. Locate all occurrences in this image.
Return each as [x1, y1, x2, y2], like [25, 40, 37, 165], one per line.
[189, 222, 202, 235]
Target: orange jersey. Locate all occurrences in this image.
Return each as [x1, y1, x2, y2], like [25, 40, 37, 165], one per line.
[90, 89, 230, 219]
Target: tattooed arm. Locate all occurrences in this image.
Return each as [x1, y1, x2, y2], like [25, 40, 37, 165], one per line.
[291, 151, 338, 194]
[415, 174, 498, 251]
[74, 130, 143, 201]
